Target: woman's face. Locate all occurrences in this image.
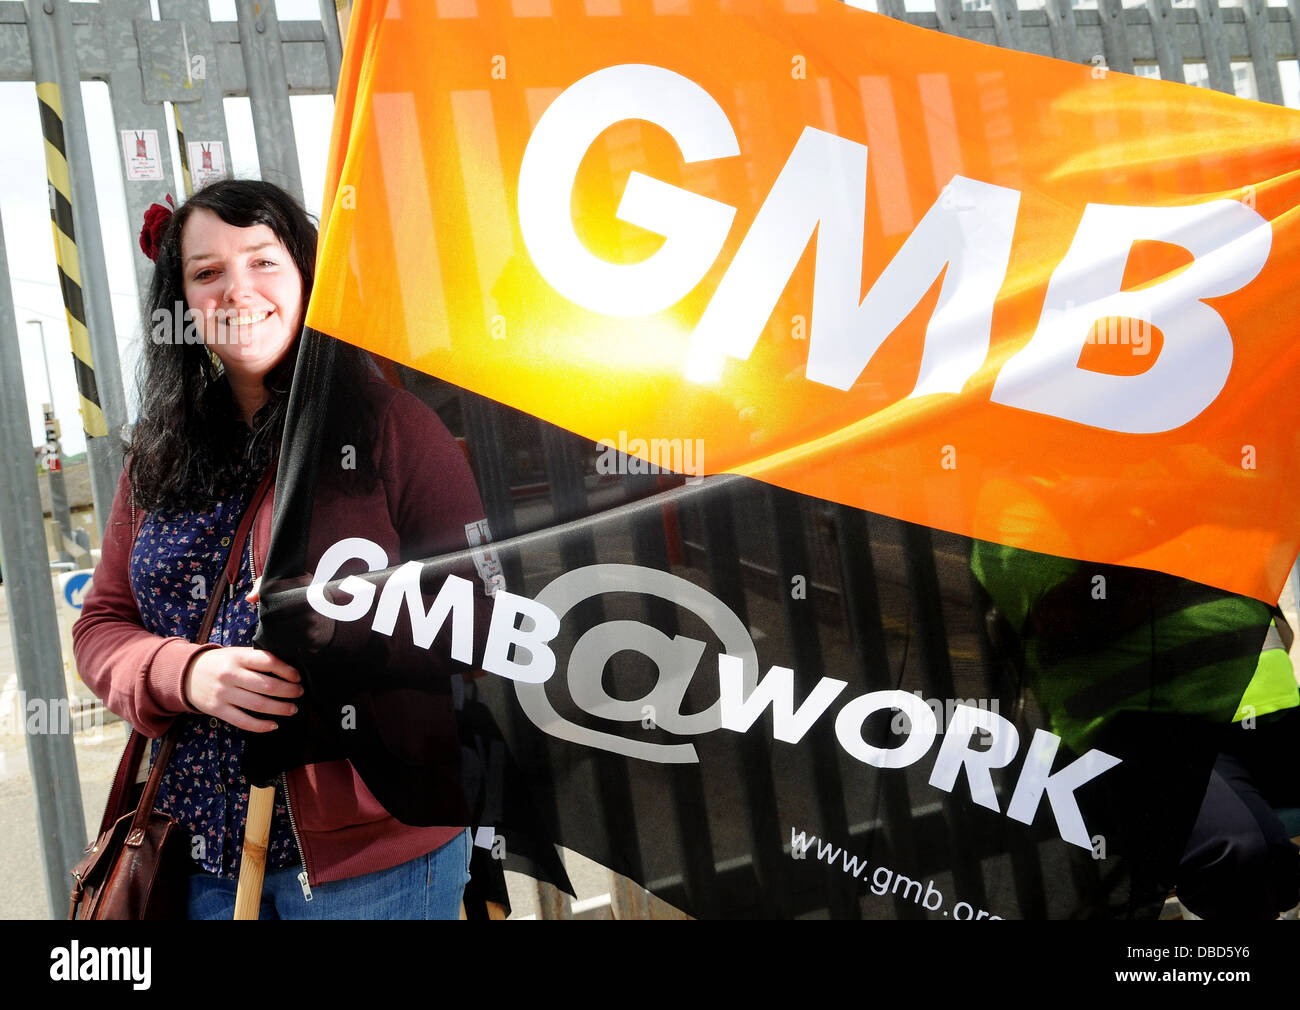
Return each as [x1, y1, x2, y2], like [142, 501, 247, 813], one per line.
[180, 208, 304, 381]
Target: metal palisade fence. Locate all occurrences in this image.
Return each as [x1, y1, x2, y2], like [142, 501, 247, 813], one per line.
[884, 0, 1299, 106]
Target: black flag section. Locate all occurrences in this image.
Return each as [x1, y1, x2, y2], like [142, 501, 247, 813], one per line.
[251, 328, 1271, 918]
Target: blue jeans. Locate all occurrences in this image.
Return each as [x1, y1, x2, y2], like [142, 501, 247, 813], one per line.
[187, 829, 471, 920]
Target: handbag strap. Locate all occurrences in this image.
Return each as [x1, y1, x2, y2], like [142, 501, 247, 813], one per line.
[100, 465, 277, 838]
[210, 464, 277, 637]
[98, 732, 148, 836]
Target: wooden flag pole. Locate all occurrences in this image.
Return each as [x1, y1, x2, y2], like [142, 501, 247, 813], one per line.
[335, 1, 352, 45]
[233, 785, 277, 919]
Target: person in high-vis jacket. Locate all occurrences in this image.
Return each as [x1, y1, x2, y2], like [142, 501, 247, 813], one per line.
[972, 539, 1299, 919]
[1176, 622, 1300, 919]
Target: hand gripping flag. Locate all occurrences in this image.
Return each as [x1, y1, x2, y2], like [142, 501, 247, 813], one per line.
[249, 0, 1300, 918]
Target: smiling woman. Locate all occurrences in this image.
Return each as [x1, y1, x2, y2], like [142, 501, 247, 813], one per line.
[126, 181, 322, 510]
[71, 179, 478, 920]
[180, 207, 305, 426]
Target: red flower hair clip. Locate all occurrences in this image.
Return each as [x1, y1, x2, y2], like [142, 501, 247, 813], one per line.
[139, 193, 175, 262]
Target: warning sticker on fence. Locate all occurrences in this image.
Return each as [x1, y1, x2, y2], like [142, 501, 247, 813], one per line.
[120, 129, 163, 181]
[187, 141, 227, 188]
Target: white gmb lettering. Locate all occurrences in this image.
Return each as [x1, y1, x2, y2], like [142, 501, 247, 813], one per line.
[517, 63, 1272, 434]
[306, 537, 559, 684]
[306, 548, 1117, 849]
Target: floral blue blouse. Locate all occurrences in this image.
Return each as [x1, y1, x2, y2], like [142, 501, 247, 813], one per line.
[130, 456, 301, 878]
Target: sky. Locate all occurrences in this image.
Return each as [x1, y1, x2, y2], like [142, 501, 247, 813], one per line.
[2, 0, 1298, 457]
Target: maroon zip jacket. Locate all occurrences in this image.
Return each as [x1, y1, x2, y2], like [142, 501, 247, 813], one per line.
[73, 378, 487, 886]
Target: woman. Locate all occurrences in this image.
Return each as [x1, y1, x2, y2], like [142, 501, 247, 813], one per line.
[73, 180, 481, 919]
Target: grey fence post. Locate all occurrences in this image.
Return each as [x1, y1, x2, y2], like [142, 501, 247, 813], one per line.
[1098, 0, 1135, 75]
[991, 0, 1027, 52]
[1145, 0, 1186, 83]
[1289, 0, 1300, 84]
[877, 0, 907, 22]
[234, 0, 303, 202]
[1194, 0, 1236, 94]
[319, 0, 342, 95]
[25, 0, 128, 536]
[101, 0, 180, 313]
[0, 211, 88, 921]
[1045, 0, 1083, 65]
[157, 0, 235, 193]
[1242, 0, 1283, 105]
[934, 0, 971, 40]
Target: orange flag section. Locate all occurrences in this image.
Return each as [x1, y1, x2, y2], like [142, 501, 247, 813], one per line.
[308, 0, 1300, 603]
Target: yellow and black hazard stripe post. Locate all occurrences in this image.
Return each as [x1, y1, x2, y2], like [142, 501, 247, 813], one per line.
[172, 104, 194, 198]
[34, 81, 107, 442]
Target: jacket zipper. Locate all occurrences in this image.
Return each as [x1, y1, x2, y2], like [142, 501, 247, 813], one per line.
[247, 490, 313, 902]
[282, 771, 313, 901]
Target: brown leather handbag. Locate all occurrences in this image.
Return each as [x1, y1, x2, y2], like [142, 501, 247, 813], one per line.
[68, 466, 276, 920]
[67, 726, 191, 919]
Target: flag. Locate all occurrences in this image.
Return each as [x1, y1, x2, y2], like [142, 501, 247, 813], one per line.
[250, 0, 1300, 918]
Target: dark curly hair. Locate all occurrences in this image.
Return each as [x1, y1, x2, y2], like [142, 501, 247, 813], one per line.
[128, 179, 376, 509]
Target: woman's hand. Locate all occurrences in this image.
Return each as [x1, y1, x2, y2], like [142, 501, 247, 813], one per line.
[184, 646, 304, 732]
